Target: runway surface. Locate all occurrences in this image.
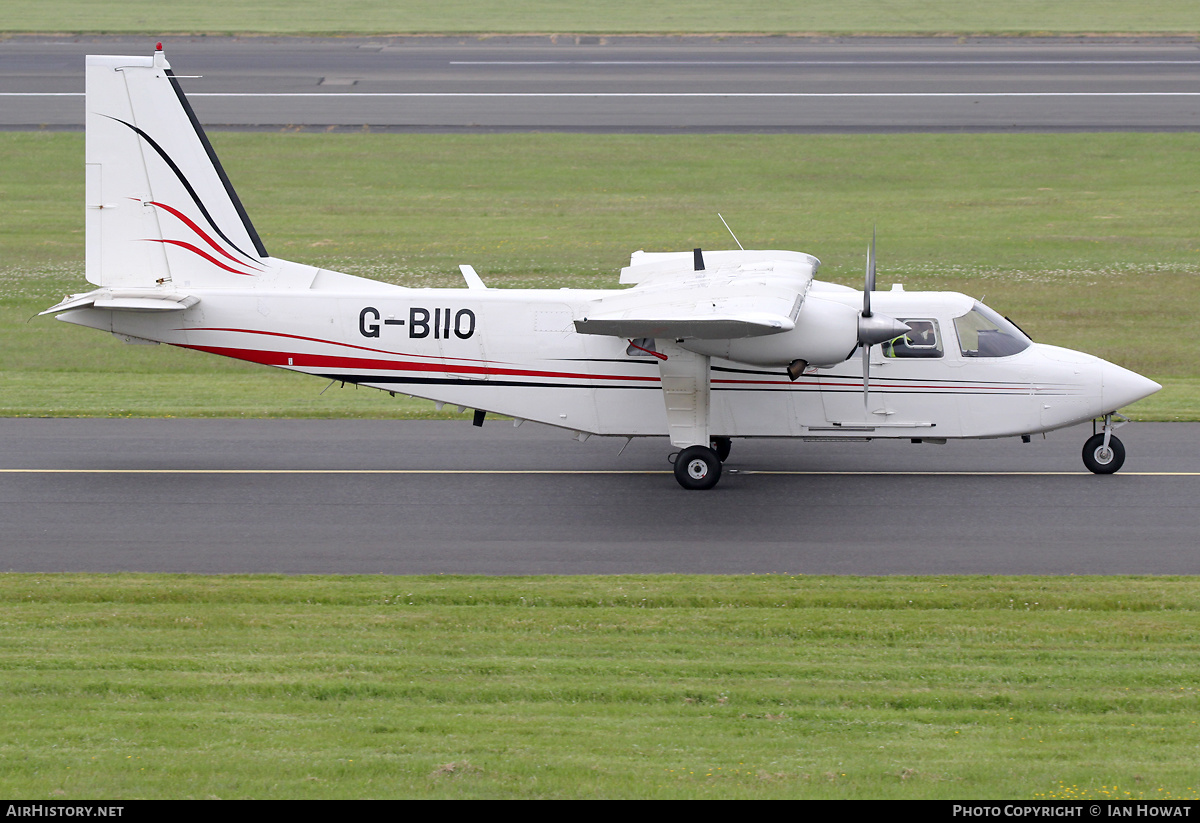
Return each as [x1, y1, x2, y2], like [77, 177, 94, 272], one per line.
[2, 418, 1196, 575]
[3, 35, 1200, 131]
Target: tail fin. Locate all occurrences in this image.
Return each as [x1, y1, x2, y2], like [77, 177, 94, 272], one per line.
[86, 47, 268, 288]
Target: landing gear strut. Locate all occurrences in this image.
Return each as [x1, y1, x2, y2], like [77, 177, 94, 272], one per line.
[1082, 414, 1127, 474]
[711, 436, 732, 462]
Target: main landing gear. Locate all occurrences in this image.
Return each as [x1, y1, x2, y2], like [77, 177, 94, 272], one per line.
[671, 437, 732, 490]
[1082, 414, 1127, 475]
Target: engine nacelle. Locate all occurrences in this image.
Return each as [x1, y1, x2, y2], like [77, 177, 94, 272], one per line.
[680, 294, 860, 368]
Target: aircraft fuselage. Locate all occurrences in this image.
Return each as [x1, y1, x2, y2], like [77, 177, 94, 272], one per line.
[59, 281, 1150, 443]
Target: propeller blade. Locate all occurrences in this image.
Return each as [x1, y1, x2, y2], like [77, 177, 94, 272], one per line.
[856, 227, 908, 347]
[863, 226, 876, 318]
[857, 227, 905, 412]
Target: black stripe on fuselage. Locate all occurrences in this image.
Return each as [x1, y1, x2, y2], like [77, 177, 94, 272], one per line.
[316, 372, 1039, 397]
[554, 359, 1042, 388]
[317, 374, 662, 390]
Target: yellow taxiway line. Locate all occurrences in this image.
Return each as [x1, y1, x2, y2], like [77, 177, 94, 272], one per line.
[1, 469, 1197, 476]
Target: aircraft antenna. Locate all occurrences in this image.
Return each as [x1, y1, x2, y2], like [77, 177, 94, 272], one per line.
[717, 213, 744, 250]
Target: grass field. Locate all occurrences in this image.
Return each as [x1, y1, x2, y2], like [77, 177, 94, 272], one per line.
[2, 131, 1197, 419]
[3, 1, 1199, 35]
[1, 574, 1197, 800]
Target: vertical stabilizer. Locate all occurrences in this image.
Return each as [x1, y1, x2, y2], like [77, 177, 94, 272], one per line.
[86, 47, 268, 288]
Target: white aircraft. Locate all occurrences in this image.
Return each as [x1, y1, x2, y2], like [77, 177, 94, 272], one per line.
[44, 48, 1162, 489]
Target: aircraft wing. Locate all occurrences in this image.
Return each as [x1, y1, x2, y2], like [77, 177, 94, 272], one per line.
[574, 250, 815, 340]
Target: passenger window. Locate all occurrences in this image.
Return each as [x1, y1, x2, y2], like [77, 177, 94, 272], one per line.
[953, 303, 1032, 357]
[882, 319, 943, 358]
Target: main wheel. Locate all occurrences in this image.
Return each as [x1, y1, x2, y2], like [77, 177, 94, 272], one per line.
[674, 445, 722, 490]
[711, 436, 732, 462]
[1082, 433, 1125, 474]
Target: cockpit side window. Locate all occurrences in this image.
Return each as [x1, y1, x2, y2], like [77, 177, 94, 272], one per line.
[882, 319, 943, 358]
[953, 302, 1032, 358]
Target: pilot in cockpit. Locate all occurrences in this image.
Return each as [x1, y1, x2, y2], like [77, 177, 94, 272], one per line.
[883, 319, 939, 358]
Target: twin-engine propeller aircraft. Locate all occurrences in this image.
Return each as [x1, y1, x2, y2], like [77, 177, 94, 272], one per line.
[44, 48, 1162, 489]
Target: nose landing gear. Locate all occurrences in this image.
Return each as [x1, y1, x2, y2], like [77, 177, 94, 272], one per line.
[1083, 414, 1128, 474]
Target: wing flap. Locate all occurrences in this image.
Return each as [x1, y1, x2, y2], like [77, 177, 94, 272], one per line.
[575, 312, 793, 339]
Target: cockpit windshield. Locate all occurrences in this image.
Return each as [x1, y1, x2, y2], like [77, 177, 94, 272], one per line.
[953, 302, 1032, 358]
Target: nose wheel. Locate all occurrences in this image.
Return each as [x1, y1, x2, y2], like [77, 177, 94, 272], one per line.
[1082, 414, 1128, 474]
[1082, 433, 1125, 474]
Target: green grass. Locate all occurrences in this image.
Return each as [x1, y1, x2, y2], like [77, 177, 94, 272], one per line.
[3, 131, 1198, 419]
[1, 574, 1198, 799]
[2, 1, 1199, 35]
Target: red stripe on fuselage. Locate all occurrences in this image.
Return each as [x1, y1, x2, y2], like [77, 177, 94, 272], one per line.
[179, 329, 1034, 392]
[180, 344, 660, 384]
[186, 327, 453, 362]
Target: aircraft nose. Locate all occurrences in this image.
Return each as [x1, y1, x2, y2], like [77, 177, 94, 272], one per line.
[1101, 361, 1161, 412]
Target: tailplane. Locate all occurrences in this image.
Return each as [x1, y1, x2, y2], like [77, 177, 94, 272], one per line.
[86, 46, 268, 288]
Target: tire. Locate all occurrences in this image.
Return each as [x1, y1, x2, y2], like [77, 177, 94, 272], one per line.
[711, 437, 732, 462]
[1082, 433, 1125, 474]
[674, 445, 723, 490]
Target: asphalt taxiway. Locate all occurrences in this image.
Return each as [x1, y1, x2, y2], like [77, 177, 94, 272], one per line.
[1, 418, 1195, 575]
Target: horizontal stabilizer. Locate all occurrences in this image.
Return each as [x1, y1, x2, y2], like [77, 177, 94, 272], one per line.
[40, 290, 200, 315]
